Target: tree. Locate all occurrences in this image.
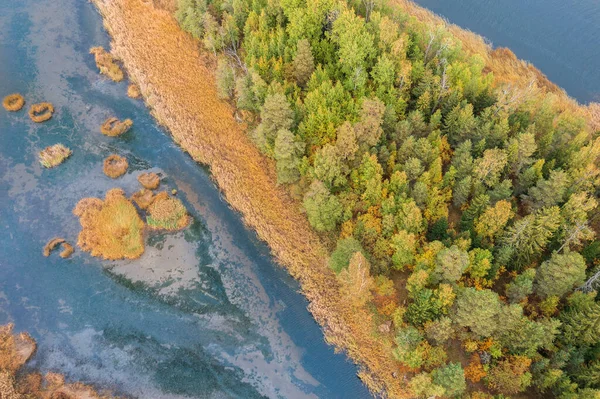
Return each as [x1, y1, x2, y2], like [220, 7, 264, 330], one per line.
[354, 98, 385, 148]
[524, 169, 570, 210]
[176, 0, 206, 39]
[425, 316, 454, 344]
[215, 58, 235, 100]
[560, 291, 600, 346]
[335, 122, 359, 163]
[431, 363, 467, 397]
[390, 230, 417, 270]
[274, 129, 303, 184]
[313, 144, 346, 188]
[293, 39, 314, 87]
[535, 252, 587, 298]
[444, 104, 476, 146]
[474, 200, 513, 243]
[506, 268, 536, 303]
[409, 372, 446, 399]
[303, 180, 342, 232]
[338, 252, 374, 308]
[329, 237, 366, 273]
[453, 288, 501, 337]
[433, 245, 469, 283]
[487, 357, 533, 395]
[254, 93, 294, 153]
[473, 148, 508, 187]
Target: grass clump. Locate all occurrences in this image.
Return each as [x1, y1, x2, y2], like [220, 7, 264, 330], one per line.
[28, 102, 54, 122]
[137, 172, 160, 189]
[90, 46, 124, 82]
[42, 237, 73, 258]
[2, 94, 25, 111]
[73, 188, 145, 260]
[39, 144, 71, 168]
[131, 188, 155, 209]
[103, 154, 128, 178]
[146, 192, 189, 231]
[127, 83, 141, 98]
[100, 117, 133, 136]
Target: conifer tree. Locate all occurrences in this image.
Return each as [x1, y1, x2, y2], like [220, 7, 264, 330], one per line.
[293, 39, 315, 87]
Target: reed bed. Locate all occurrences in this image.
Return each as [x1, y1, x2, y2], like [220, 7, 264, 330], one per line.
[102, 154, 128, 178]
[28, 102, 54, 123]
[137, 172, 160, 189]
[131, 188, 155, 209]
[90, 46, 124, 82]
[39, 144, 71, 168]
[2, 94, 24, 111]
[146, 192, 189, 230]
[90, 0, 403, 395]
[73, 188, 145, 260]
[100, 117, 133, 136]
[42, 237, 73, 258]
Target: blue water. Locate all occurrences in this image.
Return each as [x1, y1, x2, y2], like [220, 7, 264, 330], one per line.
[0, 1, 371, 398]
[411, 0, 600, 104]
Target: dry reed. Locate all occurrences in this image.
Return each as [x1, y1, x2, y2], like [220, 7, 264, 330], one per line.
[28, 102, 54, 123]
[39, 144, 71, 168]
[2, 94, 25, 112]
[73, 188, 145, 260]
[137, 172, 160, 189]
[131, 188, 155, 209]
[90, 0, 404, 395]
[100, 117, 133, 136]
[102, 154, 128, 178]
[146, 192, 189, 230]
[127, 83, 141, 98]
[90, 46, 124, 81]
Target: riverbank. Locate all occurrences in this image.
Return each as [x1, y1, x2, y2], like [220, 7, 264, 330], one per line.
[90, 0, 405, 396]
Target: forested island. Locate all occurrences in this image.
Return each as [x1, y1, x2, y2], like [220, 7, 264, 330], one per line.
[92, 0, 600, 397]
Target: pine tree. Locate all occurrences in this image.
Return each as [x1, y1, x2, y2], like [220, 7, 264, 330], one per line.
[293, 39, 315, 87]
[274, 129, 303, 184]
[535, 252, 587, 298]
[453, 287, 501, 337]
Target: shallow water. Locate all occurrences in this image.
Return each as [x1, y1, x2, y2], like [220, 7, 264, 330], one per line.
[0, 1, 371, 398]
[412, 0, 600, 104]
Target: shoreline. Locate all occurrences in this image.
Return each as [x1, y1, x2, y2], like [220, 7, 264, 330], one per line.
[90, 0, 405, 396]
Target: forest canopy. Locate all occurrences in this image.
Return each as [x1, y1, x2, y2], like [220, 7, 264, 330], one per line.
[175, 0, 600, 396]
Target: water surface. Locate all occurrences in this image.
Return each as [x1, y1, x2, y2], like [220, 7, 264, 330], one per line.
[411, 0, 600, 103]
[0, 1, 371, 398]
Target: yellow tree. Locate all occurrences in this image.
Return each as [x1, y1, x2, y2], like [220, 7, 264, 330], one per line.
[338, 252, 375, 309]
[474, 200, 514, 243]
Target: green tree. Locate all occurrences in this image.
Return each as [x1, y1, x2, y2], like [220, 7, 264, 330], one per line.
[303, 180, 342, 232]
[293, 39, 315, 87]
[535, 252, 587, 298]
[453, 287, 501, 337]
[525, 169, 570, 210]
[274, 129, 303, 184]
[409, 372, 446, 399]
[329, 237, 366, 273]
[215, 58, 235, 100]
[390, 230, 417, 270]
[506, 268, 536, 303]
[176, 0, 206, 39]
[424, 316, 454, 344]
[433, 245, 469, 283]
[560, 291, 600, 346]
[431, 363, 467, 397]
[254, 93, 294, 153]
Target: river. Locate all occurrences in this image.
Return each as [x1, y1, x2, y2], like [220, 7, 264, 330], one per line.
[0, 0, 371, 398]
[411, 0, 600, 104]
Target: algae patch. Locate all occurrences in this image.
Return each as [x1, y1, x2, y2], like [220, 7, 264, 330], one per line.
[39, 144, 71, 168]
[2, 94, 25, 112]
[73, 188, 145, 260]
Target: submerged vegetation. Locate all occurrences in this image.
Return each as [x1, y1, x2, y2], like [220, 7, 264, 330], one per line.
[100, 116, 133, 136]
[0, 324, 110, 398]
[28, 102, 54, 123]
[43, 237, 74, 258]
[146, 192, 190, 230]
[39, 144, 72, 168]
[90, 46, 124, 82]
[74, 188, 145, 260]
[102, 154, 128, 178]
[2, 94, 24, 112]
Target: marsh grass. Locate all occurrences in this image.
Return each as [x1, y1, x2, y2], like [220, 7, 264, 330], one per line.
[146, 192, 189, 231]
[131, 188, 155, 209]
[103, 154, 128, 178]
[2, 94, 25, 111]
[39, 144, 71, 168]
[137, 172, 160, 189]
[90, 46, 124, 82]
[74, 188, 145, 260]
[100, 117, 133, 136]
[127, 83, 141, 98]
[28, 102, 54, 123]
[42, 237, 73, 258]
